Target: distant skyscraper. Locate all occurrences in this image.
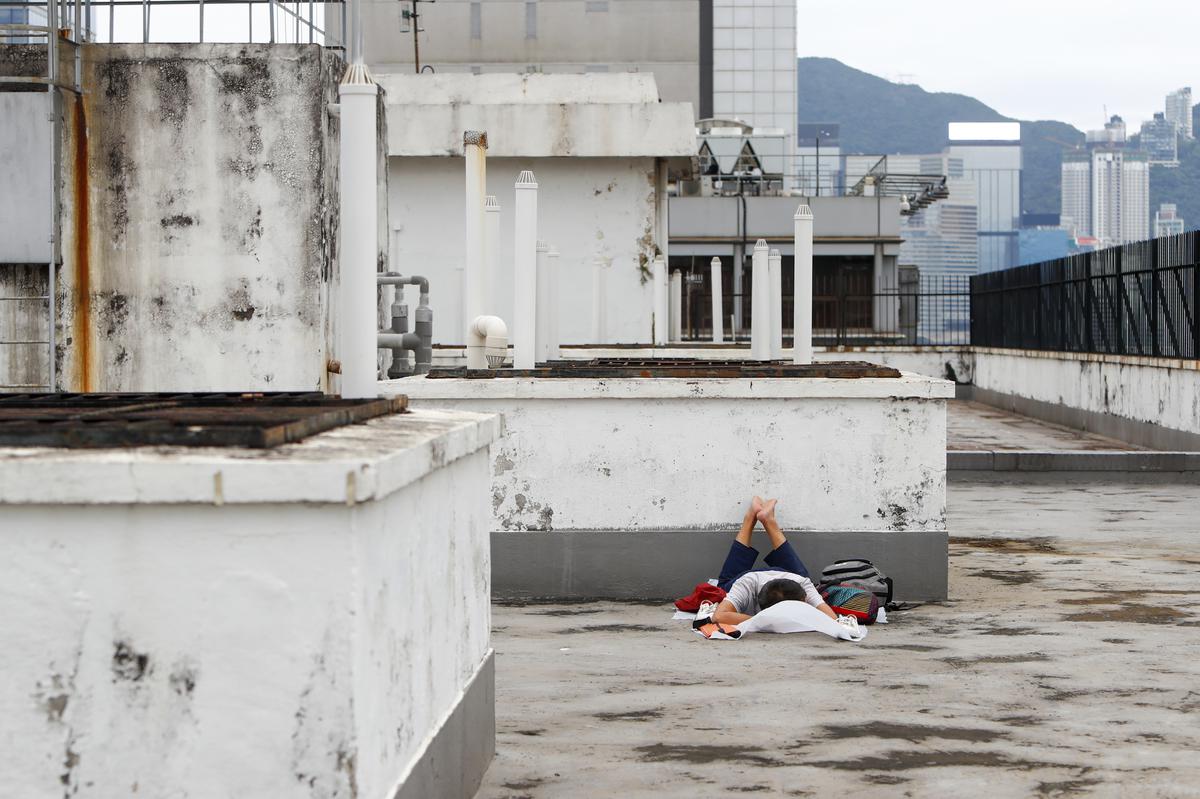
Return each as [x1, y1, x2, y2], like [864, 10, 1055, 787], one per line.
[1060, 115, 1149, 248]
[1166, 87, 1193, 140]
[1154, 204, 1185, 237]
[946, 122, 1022, 273]
[1060, 153, 1091, 238]
[1140, 112, 1179, 166]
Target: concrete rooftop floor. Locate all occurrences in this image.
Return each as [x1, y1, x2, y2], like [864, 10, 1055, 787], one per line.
[948, 400, 1147, 451]
[477, 478, 1200, 798]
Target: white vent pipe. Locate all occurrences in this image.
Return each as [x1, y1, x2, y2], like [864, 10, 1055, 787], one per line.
[710, 257, 723, 343]
[769, 248, 783, 359]
[513, 170, 538, 370]
[468, 315, 509, 368]
[592, 257, 608, 343]
[535, 240, 550, 362]
[547, 245, 561, 360]
[670, 270, 683, 342]
[484, 194, 501, 320]
[337, 64, 379, 398]
[652, 254, 668, 345]
[793, 204, 814, 364]
[463, 131, 488, 368]
[750, 239, 770, 360]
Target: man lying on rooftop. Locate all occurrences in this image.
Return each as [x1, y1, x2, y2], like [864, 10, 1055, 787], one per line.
[709, 496, 837, 626]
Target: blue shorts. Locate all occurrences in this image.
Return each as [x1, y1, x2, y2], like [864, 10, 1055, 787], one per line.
[716, 540, 811, 592]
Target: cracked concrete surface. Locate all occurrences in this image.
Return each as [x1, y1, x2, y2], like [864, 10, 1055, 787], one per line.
[477, 480, 1200, 798]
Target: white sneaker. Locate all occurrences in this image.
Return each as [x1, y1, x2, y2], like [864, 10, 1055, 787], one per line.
[836, 614, 860, 634]
[697, 600, 720, 619]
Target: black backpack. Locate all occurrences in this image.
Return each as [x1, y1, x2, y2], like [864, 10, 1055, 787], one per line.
[819, 559, 894, 608]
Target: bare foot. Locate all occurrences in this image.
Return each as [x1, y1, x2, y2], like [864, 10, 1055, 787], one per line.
[751, 495, 765, 515]
[756, 498, 778, 524]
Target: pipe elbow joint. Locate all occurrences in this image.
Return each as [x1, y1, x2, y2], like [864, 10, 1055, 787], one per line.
[466, 315, 509, 369]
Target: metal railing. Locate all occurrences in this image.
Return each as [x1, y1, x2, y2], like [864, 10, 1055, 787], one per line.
[971, 231, 1199, 360]
[672, 263, 972, 347]
[0, 0, 343, 47]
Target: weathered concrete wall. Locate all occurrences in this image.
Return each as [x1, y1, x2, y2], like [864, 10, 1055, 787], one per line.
[389, 156, 660, 345]
[53, 44, 347, 392]
[0, 409, 498, 798]
[387, 375, 952, 533]
[971, 347, 1200, 438]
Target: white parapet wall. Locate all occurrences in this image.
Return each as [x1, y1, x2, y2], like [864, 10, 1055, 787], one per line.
[969, 347, 1200, 448]
[0, 409, 499, 799]
[384, 372, 953, 600]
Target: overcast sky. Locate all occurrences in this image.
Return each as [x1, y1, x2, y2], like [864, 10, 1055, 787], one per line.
[800, 0, 1200, 132]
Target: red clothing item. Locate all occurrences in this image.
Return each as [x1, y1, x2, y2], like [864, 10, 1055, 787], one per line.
[674, 583, 727, 612]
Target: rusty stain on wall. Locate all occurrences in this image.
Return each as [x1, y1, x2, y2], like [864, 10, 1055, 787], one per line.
[71, 93, 93, 391]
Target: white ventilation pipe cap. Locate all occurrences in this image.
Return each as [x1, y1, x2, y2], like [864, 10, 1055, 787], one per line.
[794, 204, 813, 220]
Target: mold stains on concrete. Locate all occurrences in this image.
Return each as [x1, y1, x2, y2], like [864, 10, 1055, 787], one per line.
[154, 60, 191, 130]
[876, 502, 910, 530]
[160, 214, 195, 229]
[103, 143, 136, 243]
[98, 292, 130, 338]
[494, 453, 516, 474]
[111, 641, 150, 682]
[98, 58, 135, 104]
[215, 54, 274, 114]
[169, 663, 198, 696]
[60, 740, 80, 793]
[500, 484, 555, 531]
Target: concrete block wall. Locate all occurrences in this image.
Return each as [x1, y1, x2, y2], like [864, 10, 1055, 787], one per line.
[1, 43, 390, 393]
[0, 410, 499, 798]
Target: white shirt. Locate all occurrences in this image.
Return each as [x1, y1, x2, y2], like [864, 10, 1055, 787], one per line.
[725, 570, 824, 616]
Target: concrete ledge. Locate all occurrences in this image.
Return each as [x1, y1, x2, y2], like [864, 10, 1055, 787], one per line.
[948, 450, 1200, 472]
[492, 530, 948, 602]
[962, 385, 1200, 452]
[393, 650, 496, 799]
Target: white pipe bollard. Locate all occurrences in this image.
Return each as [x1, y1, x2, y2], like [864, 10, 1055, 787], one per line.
[337, 64, 379, 398]
[513, 170, 538, 370]
[750, 239, 770, 360]
[710, 256, 723, 344]
[769, 248, 783, 360]
[547, 245, 561, 360]
[484, 194, 501, 317]
[670, 270, 683, 342]
[794, 204, 814, 365]
[463, 131, 488, 368]
[652, 254, 668, 345]
[591, 257, 608, 343]
[535, 240, 550, 362]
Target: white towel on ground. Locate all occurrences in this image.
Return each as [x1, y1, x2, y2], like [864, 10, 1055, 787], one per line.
[736, 600, 867, 642]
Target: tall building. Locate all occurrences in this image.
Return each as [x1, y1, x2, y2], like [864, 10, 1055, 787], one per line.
[1140, 112, 1179, 166]
[356, 0, 797, 173]
[1060, 115, 1149, 248]
[946, 122, 1022, 273]
[359, 0, 702, 109]
[1166, 87, 1193, 140]
[1154, 203, 1185, 237]
[1060, 152, 1091, 237]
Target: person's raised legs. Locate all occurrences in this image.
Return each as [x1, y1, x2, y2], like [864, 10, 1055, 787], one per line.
[756, 498, 785, 550]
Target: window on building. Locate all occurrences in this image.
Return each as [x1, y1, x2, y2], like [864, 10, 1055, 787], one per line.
[469, 1, 481, 39]
[525, 1, 537, 39]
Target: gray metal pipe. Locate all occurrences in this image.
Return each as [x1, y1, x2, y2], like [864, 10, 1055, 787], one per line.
[376, 273, 433, 375]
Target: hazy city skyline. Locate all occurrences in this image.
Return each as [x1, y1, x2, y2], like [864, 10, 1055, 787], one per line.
[802, 0, 1200, 132]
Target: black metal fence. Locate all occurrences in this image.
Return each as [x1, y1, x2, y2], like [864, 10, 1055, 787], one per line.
[971, 231, 1200, 359]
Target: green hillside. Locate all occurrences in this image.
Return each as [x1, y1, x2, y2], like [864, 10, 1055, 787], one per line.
[796, 58, 1085, 216]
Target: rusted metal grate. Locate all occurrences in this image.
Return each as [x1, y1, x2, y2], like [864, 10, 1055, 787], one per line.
[427, 359, 901, 380]
[0, 392, 408, 449]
